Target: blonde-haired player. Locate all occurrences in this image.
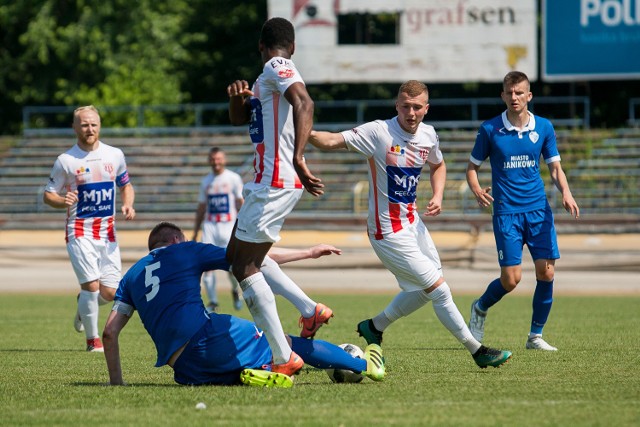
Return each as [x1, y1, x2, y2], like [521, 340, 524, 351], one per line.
[44, 105, 135, 352]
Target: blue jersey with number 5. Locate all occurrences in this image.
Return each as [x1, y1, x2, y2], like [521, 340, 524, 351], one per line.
[114, 242, 229, 367]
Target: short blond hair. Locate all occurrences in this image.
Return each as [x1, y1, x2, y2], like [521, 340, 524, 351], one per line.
[398, 80, 429, 99]
[73, 105, 100, 123]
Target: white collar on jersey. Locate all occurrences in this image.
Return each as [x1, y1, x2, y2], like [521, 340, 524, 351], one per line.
[501, 110, 536, 133]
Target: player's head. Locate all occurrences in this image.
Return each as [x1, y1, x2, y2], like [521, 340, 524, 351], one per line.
[503, 71, 530, 91]
[208, 147, 227, 174]
[260, 17, 295, 55]
[148, 222, 186, 250]
[72, 105, 101, 147]
[395, 80, 429, 134]
[501, 71, 532, 114]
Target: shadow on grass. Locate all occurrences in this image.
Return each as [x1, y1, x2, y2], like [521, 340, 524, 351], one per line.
[72, 382, 183, 387]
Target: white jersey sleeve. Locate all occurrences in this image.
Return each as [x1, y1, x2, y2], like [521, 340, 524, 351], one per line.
[340, 120, 385, 158]
[45, 157, 70, 194]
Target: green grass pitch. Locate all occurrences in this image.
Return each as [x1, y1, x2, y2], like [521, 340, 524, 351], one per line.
[1, 293, 639, 426]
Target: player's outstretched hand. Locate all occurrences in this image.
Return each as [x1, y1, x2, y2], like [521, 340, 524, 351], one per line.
[309, 244, 342, 259]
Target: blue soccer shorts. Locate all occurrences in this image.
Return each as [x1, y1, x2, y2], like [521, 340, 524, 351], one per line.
[492, 205, 560, 267]
[172, 313, 272, 385]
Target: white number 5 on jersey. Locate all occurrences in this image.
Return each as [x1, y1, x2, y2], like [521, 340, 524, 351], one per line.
[145, 262, 161, 301]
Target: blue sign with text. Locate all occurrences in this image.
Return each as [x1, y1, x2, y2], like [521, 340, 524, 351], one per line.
[543, 0, 640, 80]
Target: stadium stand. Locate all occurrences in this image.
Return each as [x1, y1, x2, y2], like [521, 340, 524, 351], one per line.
[0, 130, 639, 233]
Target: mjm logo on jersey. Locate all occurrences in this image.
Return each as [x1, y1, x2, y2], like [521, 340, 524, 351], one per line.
[208, 194, 230, 214]
[387, 166, 421, 204]
[76, 181, 116, 218]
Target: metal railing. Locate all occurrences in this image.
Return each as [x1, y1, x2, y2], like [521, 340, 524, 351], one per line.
[629, 98, 640, 127]
[22, 96, 591, 136]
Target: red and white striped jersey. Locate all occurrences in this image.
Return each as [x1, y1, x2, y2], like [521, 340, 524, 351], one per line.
[247, 56, 305, 189]
[44, 142, 130, 243]
[197, 169, 244, 223]
[342, 118, 443, 240]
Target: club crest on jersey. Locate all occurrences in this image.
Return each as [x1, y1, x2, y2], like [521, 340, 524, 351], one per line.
[389, 145, 405, 156]
[419, 148, 430, 161]
[104, 163, 114, 173]
[529, 131, 539, 143]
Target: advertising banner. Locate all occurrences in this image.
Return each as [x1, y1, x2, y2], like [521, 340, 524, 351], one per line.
[543, 0, 640, 81]
[268, 0, 537, 83]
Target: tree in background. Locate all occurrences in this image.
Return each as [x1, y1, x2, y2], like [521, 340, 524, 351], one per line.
[0, 0, 266, 133]
[1, 1, 639, 134]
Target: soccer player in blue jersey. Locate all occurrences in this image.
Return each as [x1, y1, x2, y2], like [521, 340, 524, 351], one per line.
[103, 222, 384, 387]
[466, 71, 580, 351]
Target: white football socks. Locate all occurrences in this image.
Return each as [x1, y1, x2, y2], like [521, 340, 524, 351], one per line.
[227, 271, 240, 293]
[202, 271, 217, 305]
[427, 283, 481, 354]
[261, 255, 316, 318]
[375, 290, 430, 331]
[240, 272, 292, 364]
[78, 289, 100, 339]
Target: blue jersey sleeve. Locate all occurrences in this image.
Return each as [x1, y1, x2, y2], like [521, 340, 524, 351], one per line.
[537, 117, 560, 162]
[471, 123, 493, 164]
[187, 241, 231, 272]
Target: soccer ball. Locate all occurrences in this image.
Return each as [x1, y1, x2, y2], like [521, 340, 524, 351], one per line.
[325, 343, 365, 383]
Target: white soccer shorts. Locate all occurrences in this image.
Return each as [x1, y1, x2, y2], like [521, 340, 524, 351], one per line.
[66, 237, 122, 288]
[235, 183, 303, 244]
[369, 219, 443, 292]
[202, 220, 235, 247]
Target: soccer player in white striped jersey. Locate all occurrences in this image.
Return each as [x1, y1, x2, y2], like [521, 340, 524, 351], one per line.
[225, 17, 330, 377]
[44, 105, 135, 352]
[309, 81, 512, 369]
[192, 147, 244, 312]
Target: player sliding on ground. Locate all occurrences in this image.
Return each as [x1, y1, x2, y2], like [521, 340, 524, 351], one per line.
[102, 222, 384, 388]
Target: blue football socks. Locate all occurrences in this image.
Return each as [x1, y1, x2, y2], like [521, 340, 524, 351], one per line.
[531, 279, 554, 335]
[477, 278, 509, 312]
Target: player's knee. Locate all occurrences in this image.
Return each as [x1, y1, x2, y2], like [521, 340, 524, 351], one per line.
[535, 262, 555, 282]
[99, 288, 116, 304]
[500, 277, 519, 292]
[536, 270, 555, 282]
